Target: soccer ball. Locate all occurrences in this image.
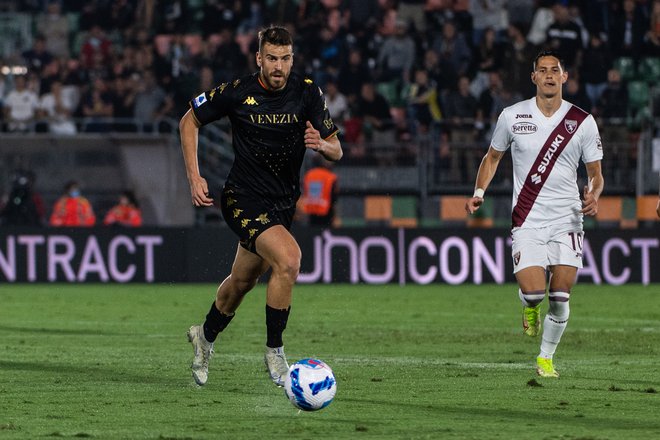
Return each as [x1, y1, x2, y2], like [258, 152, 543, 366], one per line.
[284, 358, 337, 411]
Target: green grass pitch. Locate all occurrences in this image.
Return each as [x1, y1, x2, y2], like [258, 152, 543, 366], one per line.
[0, 283, 659, 439]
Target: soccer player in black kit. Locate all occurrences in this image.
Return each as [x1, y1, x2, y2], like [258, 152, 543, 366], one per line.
[180, 26, 343, 386]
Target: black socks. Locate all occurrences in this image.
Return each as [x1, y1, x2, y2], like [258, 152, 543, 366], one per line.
[265, 305, 290, 348]
[202, 301, 234, 343]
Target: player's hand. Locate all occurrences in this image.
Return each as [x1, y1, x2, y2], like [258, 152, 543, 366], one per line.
[581, 185, 598, 216]
[304, 121, 322, 152]
[656, 198, 660, 218]
[465, 196, 483, 215]
[189, 175, 214, 207]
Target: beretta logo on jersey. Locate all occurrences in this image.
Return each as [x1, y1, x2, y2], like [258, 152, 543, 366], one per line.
[193, 93, 207, 108]
[512, 122, 537, 134]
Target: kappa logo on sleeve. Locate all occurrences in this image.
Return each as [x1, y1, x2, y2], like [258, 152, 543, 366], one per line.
[193, 93, 207, 108]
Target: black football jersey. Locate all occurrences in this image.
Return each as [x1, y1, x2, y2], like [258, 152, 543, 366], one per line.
[190, 71, 339, 202]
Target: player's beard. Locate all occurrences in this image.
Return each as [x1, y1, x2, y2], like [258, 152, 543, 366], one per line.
[265, 70, 289, 90]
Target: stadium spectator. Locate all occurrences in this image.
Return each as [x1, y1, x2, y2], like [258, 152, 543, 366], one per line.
[38, 80, 77, 135]
[469, 0, 509, 46]
[0, 170, 43, 227]
[544, 2, 582, 69]
[323, 79, 348, 127]
[180, 26, 342, 388]
[211, 28, 248, 83]
[442, 75, 479, 144]
[563, 78, 592, 113]
[609, 0, 647, 60]
[580, 33, 612, 108]
[397, 0, 426, 33]
[354, 81, 395, 147]
[422, 48, 456, 95]
[594, 69, 629, 144]
[501, 22, 537, 98]
[133, 70, 174, 132]
[3, 75, 39, 132]
[80, 25, 113, 69]
[646, 0, 660, 55]
[80, 77, 114, 131]
[21, 35, 54, 75]
[301, 155, 339, 228]
[478, 71, 521, 139]
[466, 50, 604, 379]
[36, 1, 70, 58]
[406, 67, 441, 135]
[431, 21, 472, 78]
[526, 1, 554, 47]
[104, 190, 142, 227]
[377, 19, 416, 82]
[49, 181, 96, 227]
[471, 26, 506, 97]
[112, 74, 137, 122]
[337, 48, 372, 105]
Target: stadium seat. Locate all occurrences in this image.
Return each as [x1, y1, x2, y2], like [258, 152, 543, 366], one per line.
[376, 81, 402, 107]
[613, 57, 636, 81]
[595, 196, 622, 227]
[627, 81, 650, 111]
[619, 197, 638, 228]
[638, 57, 660, 84]
[440, 196, 468, 224]
[391, 196, 418, 228]
[364, 195, 392, 223]
[636, 195, 659, 221]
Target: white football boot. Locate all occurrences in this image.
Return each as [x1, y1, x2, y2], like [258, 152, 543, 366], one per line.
[264, 346, 289, 387]
[187, 325, 214, 386]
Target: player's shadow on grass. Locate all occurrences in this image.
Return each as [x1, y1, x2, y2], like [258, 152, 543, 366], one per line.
[0, 360, 179, 385]
[338, 397, 660, 431]
[0, 324, 127, 336]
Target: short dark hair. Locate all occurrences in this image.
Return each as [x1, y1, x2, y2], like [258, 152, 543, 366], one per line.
[533, 50, 565, 71]
[258, 26, 293, 52]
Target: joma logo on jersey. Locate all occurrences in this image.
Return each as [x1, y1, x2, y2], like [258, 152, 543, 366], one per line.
[512, 122, 537, 134]
[530, 134, 565, 183]
[243, 96, 258, 105]
[516, 113, 532, 119]
[249, 113, 300, 124]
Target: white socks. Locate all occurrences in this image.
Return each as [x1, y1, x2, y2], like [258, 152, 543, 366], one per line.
[539, 291, 570, 359]
[519, 288, 545, 307]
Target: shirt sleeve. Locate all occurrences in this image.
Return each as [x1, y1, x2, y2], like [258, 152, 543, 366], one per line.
[490, 109, 511, 152]
[579, 115, 603, 164]
[189, 82, 236, 126]
[305, 82, 339, 140]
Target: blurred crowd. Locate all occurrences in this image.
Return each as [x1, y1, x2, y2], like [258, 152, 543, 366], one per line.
[0, 0, 659, 156]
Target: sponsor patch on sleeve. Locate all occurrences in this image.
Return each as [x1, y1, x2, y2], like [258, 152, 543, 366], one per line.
[193, 93, 207, 108]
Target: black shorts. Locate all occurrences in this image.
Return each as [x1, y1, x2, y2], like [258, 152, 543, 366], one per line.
[220, 185, 296, 254]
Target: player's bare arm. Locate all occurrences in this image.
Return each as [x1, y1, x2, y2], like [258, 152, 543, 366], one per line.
[304, 120, 343, 161]
[466, 146, 505, 214]
[581, 160, 604, 216]
[179, 109, 214, 207]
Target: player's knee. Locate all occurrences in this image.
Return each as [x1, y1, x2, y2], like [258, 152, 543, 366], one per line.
[272, 253, 301, 282]
[227, 275, 258, 295]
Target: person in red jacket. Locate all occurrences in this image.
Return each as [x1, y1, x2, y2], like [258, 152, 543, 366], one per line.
[103, 190, 142, 227]
[49, 181, 96, 227]
[301, 155, 338, 227]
